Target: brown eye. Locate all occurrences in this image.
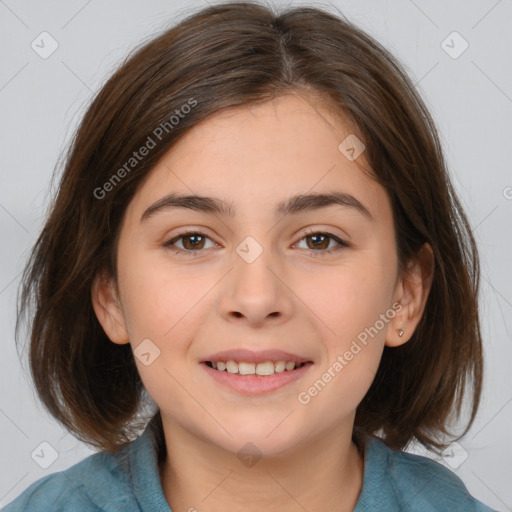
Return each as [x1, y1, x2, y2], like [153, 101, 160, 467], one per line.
[295, 231, 349, 255]
[164, 231, 216, 252]
[305, 233, 330, 250]
[181, 233, 206, 250]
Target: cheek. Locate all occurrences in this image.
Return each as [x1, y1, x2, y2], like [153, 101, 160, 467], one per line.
[117, 250, 215, 384]
[295, 255, 395, 407]
[118, 246, 204, 341]
[296, 296, 388, 426]
[122, 262, 210, 418]
[303, 255, 396, 343]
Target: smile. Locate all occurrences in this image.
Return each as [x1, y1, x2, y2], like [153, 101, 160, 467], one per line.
[201, 360, 313, 395]
[205, 360, 307, 376]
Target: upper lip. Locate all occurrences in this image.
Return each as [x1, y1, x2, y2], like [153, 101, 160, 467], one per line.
[202, 349, 313, 364]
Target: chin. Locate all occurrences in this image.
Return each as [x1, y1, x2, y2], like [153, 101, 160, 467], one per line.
[213, 422, 304, 458]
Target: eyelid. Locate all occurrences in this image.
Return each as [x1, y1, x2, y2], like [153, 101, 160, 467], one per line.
[299, 226, 349, 243]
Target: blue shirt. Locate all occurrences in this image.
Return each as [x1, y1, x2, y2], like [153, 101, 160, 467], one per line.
[3, 418, 496, 511]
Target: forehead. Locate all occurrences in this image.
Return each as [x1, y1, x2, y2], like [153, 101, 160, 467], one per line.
[125, 93, 390, 225]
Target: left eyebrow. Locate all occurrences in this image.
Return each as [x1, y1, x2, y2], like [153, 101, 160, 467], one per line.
[140, 191, 373, 223]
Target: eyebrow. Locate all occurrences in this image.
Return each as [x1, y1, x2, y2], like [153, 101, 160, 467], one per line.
[140, 191, 373, 223]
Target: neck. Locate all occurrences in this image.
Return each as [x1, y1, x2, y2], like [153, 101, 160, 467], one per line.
[158, 418, 365, 512]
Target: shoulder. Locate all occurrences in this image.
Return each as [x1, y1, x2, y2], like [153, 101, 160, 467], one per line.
[2, 447, 137, 511]
[385, 443, 495, 511]
[2, 470, 92, 511]
[356, 437, 497, 512]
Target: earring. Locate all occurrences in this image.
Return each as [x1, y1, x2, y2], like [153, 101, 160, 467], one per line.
[397, 328, 404, 337]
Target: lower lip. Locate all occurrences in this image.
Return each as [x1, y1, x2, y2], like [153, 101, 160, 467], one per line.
[201, 362, 313, 395]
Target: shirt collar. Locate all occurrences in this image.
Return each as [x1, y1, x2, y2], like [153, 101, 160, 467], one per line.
[128, 414, 172, 511]
[354, 436, 399, 510]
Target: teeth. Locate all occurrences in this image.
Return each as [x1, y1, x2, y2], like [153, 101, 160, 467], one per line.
[238, 362, 256, 375]
[256, 361, 275, 376]
[226, 360, 238, 374]
[274, 361, 286, 373]
[209, 359, 305, 376]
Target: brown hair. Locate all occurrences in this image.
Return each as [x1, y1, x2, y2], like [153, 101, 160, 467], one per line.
[16, 0, 482, 455]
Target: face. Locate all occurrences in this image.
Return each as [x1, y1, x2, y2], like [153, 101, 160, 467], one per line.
[93, 92, 413, 458]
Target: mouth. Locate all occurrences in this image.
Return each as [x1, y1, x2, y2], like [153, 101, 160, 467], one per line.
[203, 360, 309, 376]
[200, 350, 314, 395]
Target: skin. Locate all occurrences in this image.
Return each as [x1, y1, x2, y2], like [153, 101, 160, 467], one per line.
[92, 92, 433, 512]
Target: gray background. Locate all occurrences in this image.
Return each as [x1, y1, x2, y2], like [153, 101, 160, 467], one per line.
[0, 0, 511, 510]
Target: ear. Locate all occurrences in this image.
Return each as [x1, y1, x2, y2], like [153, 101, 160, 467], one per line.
[386, 243, 434, 347]
[91, 271, 130, 345]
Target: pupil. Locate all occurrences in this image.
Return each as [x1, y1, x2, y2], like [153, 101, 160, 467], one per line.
[185, 234, 204, 249]
[309, 234, 328, 249]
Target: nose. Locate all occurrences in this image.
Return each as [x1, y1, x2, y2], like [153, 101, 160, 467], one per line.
[218, 243, 294, 327]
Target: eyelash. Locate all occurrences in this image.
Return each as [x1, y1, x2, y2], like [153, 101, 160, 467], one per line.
[163, 228, 349, 257]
